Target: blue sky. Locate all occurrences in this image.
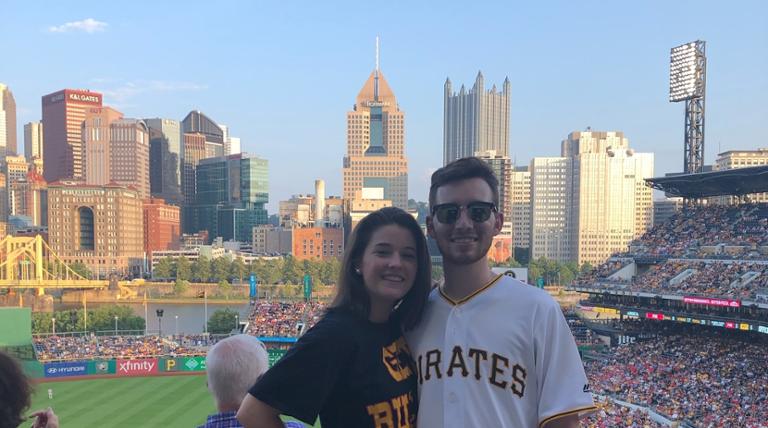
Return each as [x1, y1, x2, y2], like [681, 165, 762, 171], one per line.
[2, 0, 766, 211]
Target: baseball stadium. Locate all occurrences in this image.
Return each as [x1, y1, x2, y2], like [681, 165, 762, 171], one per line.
[2, 166, 768, 427]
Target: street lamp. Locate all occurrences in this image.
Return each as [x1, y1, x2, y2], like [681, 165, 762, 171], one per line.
[156, 309, 164, 337]
[51, 318, 56, 335]
[114, 316, 119, 335]
[175, 315, 179, 337]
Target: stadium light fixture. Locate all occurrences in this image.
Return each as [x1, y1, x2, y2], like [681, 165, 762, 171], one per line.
[669, 41, 705, 102]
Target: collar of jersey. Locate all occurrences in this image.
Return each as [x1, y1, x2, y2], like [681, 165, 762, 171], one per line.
[438, 274, 503, 306]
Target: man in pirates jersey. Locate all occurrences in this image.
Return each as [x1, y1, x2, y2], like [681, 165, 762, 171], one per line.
[406, 157, 596, 428]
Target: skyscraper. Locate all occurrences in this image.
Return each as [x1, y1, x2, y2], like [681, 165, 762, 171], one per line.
[182, 110, 224, 158]
[83, 106, 123, 185]
[146, 118, 183, 205]
[41, 89, 103, 182]
[0, 84, 17, 157]
[443, 72, 510, 165]
[188, 153, 268, 242]
[48, 182, 143, 277]
[181, 132, 207, 229]
[24, 121, 44, 162]
[529, 131, 653, 265]
[530, 157, 573, 262]
[110, 119, 150, 198]
[9, 169, 47, 226]
[510, 165, 531, 252]
[564, 131, 653, 265]
[342, 44, 408, 208]
[476, 150, 512, 223]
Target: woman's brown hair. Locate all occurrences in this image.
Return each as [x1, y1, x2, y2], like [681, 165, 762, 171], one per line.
[330, 207, 431, 330]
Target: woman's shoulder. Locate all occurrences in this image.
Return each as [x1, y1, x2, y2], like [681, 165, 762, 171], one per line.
[302, 307, 362, 338]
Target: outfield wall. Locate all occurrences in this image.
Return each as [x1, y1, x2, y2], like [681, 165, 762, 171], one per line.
[0, 307, 32, 346]
[33, 349, 288, 380]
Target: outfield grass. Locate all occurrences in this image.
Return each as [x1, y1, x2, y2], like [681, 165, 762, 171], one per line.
[29, 375, 319, 427]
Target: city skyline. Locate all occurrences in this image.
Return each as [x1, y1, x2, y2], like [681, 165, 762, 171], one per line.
[2, 1, 766, 212]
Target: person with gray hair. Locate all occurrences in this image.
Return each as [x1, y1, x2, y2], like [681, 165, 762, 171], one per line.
[199, 334, 303, 428]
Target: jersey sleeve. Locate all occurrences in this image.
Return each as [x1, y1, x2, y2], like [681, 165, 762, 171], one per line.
[534, 298, 596, 427]
[248, 313, 355, 424]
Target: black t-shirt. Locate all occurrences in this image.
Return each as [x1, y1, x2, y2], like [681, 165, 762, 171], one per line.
[249, 308, 418, 428]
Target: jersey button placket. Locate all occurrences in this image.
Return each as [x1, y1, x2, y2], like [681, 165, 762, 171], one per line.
[444, 306, 464, 427]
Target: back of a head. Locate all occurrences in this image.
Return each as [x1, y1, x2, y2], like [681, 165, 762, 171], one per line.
[205, 335, 269, 409]
[428, 157, 500, 209]
[0, 351, 32, 428]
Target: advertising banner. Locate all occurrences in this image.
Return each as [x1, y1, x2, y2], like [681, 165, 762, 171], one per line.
[89, 360, 115, 375]
[267, 349, 287, 367]
[162, 356, 207, 372]
[116, 358, 159, 376]
[44, 361, 89, 378]
[249, 274, 257, 298]
[683, 296, 740, 308]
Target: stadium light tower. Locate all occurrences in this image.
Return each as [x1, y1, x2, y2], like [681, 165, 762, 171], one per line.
[156, 309, 164, 336]
[669, 40, 707, 174]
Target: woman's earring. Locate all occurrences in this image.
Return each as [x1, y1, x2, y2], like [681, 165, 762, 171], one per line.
[354, 267, 361, 275]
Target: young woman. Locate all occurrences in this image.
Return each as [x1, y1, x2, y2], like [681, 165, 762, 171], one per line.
[237, 207, 431, 428]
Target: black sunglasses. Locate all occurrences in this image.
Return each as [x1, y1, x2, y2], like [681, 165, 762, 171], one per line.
[431, 202, 497, 224]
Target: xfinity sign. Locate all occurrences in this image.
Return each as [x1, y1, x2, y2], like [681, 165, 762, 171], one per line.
[117, 358, 158, 376]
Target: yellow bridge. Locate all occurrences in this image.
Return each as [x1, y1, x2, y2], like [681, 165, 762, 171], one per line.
[0, 235, 109, 295]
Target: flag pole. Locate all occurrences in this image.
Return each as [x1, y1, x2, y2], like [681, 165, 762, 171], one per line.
[204, 289, 208, 334]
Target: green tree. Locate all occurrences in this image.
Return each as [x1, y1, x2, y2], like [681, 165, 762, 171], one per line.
[207, 308, 239, 334]
[282, 256, 301, 284]
[320, 258, 341, 285]
[176, 257, 192, 281]
[218, 279, 232, 299]
[192, 256, 211, 282]
[153, 257, 174, 280]
[431, 265, 444, 283]
[264, 259, 283, 284]
[173, 279, 190, 295]
[32, 306, 145, 334]
[230, 257, 247, 284]
[69, 262, 92, 279]
[211, 257, 231, 283]
[580, 262, 594, 275]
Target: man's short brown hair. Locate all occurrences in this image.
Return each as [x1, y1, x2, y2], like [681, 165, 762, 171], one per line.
[429, 157, 500, 209]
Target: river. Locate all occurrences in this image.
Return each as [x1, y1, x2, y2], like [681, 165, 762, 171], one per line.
[58, 301, 250, 335]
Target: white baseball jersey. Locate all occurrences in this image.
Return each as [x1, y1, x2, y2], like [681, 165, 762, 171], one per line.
[406, 274, 595, 428]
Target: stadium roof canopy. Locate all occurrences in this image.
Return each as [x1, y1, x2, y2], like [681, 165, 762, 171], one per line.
[645, 165, 768, 198]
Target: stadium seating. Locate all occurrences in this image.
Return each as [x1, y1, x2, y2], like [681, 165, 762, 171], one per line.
[576, 203, 768, 300]
[585, 333, 768, 428]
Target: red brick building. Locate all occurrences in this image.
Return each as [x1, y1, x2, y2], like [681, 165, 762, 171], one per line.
[291, 227, 344, 261]
[143, 198, 181, 260]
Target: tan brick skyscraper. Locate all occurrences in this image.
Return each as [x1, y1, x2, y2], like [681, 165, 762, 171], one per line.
[342, 61, 408, 208]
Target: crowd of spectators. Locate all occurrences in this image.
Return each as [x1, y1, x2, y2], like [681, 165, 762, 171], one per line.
[632, 203, 768, 258]
[33, 301, 328, 361]
[34, 335, 180, 362]
[631, 261, 768, 300]
[565, 310, 605, 347]
[583, 397, 664, 428]
[585, 333, 768, 428]
[573, 260, 633, 286]
[244, 301, 325, 337]
[578, 257, 768, 301]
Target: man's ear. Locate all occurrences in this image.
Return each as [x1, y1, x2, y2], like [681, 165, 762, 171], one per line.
[426, 215, 436, 239]
[492, 212, 503, 236]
